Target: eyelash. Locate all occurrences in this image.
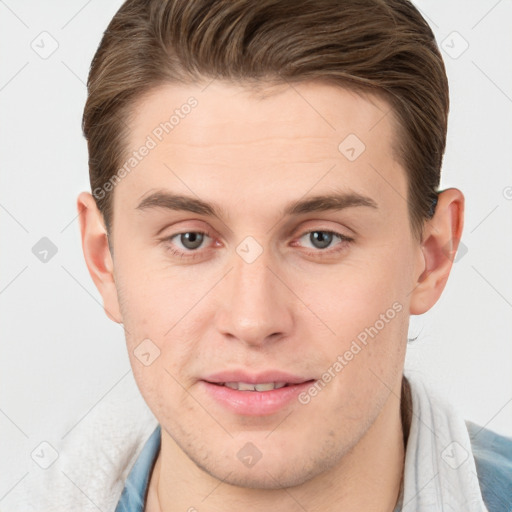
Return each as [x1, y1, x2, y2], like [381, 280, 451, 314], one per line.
[162, 229, 353, 260]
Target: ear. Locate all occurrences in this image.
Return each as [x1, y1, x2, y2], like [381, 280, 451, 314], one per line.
[409, 188, 465, 315]
[77, 192, 122, 323]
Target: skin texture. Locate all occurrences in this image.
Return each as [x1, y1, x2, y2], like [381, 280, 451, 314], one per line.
[78, 81, 464, 511]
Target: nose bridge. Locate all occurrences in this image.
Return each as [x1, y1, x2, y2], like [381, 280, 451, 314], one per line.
[233, 245, 273, 304]
[215, 238, 293, 346]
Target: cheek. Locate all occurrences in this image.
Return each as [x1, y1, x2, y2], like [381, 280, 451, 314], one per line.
[298, 249, 410, 395]
[115, 255, 199, 335]
[302, 254, 409, 339]
[113, 265, 185, 390]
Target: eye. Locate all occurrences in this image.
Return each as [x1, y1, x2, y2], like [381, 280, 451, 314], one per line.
[295, 229, 352, 255]
[172, 232, 209, 250]
[162, 230, 214, 259]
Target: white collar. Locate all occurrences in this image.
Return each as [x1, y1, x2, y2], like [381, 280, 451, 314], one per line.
[398, 372, 488, 511]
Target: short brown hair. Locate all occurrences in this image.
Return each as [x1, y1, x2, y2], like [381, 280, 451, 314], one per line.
[83, 0, 448, 241]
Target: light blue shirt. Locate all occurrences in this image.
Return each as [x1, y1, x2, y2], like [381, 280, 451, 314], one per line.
[115, 422, 512, 512]
[115, 425, 161, 512]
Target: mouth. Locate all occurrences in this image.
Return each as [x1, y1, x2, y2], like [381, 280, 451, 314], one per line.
[199, 373, 316, 415]
[207, 381, 305, 391]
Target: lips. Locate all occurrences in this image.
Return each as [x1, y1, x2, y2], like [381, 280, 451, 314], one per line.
[200, 370, 316, 415]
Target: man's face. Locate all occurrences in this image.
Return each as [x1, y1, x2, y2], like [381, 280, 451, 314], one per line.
[109, 81, 423, 488]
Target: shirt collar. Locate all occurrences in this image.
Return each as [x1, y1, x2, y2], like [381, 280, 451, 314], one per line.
[115, 424, 161, 512]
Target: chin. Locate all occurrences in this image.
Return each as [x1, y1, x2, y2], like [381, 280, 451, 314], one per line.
[192, 446, 337, 491]
[209, 464, 314, 490]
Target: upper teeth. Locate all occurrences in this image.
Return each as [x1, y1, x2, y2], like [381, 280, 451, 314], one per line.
[223, 382, 287, 391]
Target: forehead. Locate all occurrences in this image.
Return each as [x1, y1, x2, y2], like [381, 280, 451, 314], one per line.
[114, 80, 407, 223]
[128, 80, 397, 153]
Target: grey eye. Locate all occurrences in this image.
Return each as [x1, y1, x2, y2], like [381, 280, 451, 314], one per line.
[308, 231, 335, 249]
[178, 232, 205, 250]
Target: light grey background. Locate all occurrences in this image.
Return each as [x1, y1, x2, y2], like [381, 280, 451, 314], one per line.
[1, 0, 511, 507]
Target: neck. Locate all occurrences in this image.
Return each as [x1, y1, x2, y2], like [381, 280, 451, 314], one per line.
[147, 376, 412, 512]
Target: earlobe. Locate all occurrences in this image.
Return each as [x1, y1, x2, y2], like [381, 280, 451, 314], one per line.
[77, 192, 123, 323]
[409, 188, 465, 315]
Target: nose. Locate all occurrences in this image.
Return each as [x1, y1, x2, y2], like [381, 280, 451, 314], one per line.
[214, 244, 294, 348]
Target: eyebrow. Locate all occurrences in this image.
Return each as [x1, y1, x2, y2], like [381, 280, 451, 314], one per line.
[136, 189, 378, 219]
